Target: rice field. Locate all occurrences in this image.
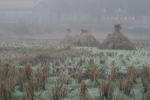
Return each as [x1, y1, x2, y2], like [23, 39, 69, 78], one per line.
[0, 40, 150, 100]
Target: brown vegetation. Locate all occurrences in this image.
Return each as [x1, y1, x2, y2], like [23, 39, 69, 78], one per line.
[0, 63, 17, 100]
[99, 80, 114, 99]
[80, 81, 94, 100]
[51, 80, 68, 100]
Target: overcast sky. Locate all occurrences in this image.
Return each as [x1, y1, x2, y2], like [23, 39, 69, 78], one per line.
[0, 0, 150, 39]
[0, 0, 149, 10]
[0, 0, 43, 10]
[0, 0, 148, 13]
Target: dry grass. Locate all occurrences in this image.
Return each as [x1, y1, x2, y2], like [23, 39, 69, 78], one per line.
[72, 71, 83, 83]
[143, 89, 150, 100]
[17, 65, 33, 91]
[17, 67, 27, 91]
[113, 94, 123, 100]
[99, 80, 114, 99]
[80, 81, 94, 100]
[141, 67, 150, 93]
[50, 71, 70, 100]
[0, 63, 17, 100]
[117, 66, 136, 96]
[142, 67, 150, 82]
[24, 65, 33, 80]
[0, 62, 50, 100]
[34, 66, 49, 90]
[0, 54, 150, 100]
[87, 61, 101, 82]
[119, 79, 133, 96]
[23, 80, 36, 100]
[58, 71, 70, 84]
[51, 80, 67, 100]
[126, 66, 137, 83]
[109, 67, 119, 81]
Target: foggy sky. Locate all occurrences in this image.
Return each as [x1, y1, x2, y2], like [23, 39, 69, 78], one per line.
[0, 0, 150, 39]
[0, 0, 41, 10]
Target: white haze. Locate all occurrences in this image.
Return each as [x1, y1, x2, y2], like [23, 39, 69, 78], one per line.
[0, 0, 150, 39]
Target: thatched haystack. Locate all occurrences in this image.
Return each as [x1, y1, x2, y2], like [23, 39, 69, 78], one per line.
[100, 24, 135, 50]
[62, 29, 100, 47]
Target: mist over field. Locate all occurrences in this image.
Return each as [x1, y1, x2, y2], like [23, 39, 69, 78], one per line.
[0, 1, 150, 100]
[0, 0, 150, 39]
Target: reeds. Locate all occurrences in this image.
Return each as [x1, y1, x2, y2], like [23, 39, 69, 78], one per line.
[24, 65, 33, 80]
[23, 80, 35, 100]
[109, 67, 119, 81]
[117, 66, 136, 96]
[99, 80, 114, 99]
[126, 66, 137, 83]
[119, 79, 133, 96]
[58, 71, 70, 84]
[142, 67, 150, 82]
[113, 94, 123, 100]
[17, 66, 31, 91]
[0, 63, 17, 100]
[72, 71, 83, 83]
[143, 89, 150, 100]
[80, 81, 94, 100]
[34, 66, 49, 90]
[51, 80, 67, 100]
[141, 67, 150, 93]
[87, 61, 101, 82]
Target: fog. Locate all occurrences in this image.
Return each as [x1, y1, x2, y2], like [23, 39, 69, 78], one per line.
[0, 0, 150, 39]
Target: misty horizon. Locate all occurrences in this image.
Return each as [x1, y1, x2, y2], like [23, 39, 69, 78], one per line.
[0, 0, 150, 39]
